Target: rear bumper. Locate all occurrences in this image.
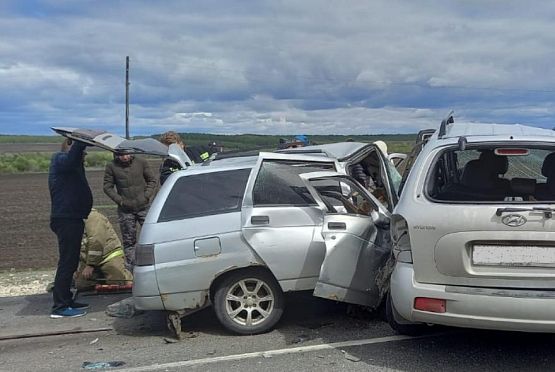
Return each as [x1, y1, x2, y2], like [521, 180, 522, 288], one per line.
[391, 262, 555, 333]
[132, 265, 209, 311]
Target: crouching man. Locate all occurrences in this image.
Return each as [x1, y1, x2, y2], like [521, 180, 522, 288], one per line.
[75, 209, 133, 290]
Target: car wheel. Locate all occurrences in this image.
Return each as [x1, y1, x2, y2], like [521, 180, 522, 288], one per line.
[386, 293, 429, 336]
[213, 269, 284, 335]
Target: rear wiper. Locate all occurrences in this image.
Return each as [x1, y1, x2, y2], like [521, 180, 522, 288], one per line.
[496, 207, 553, 218]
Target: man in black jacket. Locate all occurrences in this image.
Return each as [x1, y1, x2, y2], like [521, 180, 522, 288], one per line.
[48, 138, 93, 318]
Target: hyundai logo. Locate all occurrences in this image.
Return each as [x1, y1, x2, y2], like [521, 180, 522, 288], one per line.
[502, 214, 527, 227]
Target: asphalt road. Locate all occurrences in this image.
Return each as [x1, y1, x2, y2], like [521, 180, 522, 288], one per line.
[2, 292, 555, 371]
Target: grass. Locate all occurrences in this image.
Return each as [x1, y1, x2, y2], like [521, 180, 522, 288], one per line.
[0, 152, 113, 174]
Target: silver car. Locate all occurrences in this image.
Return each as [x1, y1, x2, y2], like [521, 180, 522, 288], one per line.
[51, 127, 400, 335]
[134, 144, 399, 335]
[388, 113, 555, 334]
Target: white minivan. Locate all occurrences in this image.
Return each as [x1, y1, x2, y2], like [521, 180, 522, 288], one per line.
[389, 114, 555, 334]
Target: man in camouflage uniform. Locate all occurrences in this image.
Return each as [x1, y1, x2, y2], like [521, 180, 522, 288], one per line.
[75, 209, 133, 290]
[103, 153, 157, 271]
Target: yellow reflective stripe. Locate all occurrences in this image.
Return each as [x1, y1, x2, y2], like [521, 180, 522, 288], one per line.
[99, 249, 124, 265]
[200, 152, 210, 160]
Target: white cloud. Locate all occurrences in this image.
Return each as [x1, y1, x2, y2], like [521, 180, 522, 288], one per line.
[1, 1, 555, 134]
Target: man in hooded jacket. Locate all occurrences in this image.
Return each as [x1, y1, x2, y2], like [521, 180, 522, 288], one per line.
[103, 153, 157, 271]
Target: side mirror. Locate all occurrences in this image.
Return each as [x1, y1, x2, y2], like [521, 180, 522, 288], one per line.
[371, 210, 390, 228]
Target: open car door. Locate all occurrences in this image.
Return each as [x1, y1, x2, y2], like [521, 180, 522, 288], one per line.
[51, 127, 191, 168]
[300, 171, 392, 308]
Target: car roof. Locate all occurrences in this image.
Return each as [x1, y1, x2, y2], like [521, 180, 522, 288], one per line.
[278, 142, 370, 160]
[172, 146, 351, 178]
[193, 155, 259, 170]
[431, 122, 555, 146]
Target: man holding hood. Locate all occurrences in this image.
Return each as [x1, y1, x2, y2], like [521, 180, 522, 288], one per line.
[103, 153, 157, 271]
[49, 138, 92, 318]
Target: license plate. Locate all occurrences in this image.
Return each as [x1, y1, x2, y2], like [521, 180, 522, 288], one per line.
[472, 245, 555, 267]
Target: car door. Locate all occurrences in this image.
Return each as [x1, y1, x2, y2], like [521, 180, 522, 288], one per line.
[300, 171, 392, 308]
[241, 152, 339, 292]
[51, 127, 191, 168]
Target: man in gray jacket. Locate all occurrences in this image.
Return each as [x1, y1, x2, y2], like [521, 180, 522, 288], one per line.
[103, 153, 157, 271]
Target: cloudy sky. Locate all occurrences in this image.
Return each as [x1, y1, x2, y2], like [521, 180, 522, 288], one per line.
[1, 1, 555, 136]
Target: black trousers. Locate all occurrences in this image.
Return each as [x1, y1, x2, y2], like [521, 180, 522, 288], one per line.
[50, 218, 85, 311]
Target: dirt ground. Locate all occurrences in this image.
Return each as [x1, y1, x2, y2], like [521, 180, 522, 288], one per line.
[0, 170, 134, 271]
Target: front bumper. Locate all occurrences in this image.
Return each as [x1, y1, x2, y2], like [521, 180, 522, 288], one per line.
[391, 262, 555, 333]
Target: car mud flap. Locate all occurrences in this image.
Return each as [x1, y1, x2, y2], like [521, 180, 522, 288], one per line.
[165, 306, 208, 340]
[167, 311, 185, 340]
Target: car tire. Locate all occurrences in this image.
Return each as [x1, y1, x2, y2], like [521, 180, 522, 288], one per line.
[386, 293, 429, 336]
[213, 269, 284, 335]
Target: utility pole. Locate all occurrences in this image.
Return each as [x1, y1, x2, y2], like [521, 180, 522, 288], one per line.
[125, 56, 130, 139]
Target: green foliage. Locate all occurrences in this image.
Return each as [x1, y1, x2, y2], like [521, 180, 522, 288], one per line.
[0, 135, 62, 144]
[84, 152, 113, 168]
[0, 152, 113, 174]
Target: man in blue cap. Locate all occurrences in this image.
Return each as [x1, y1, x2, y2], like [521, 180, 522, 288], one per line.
[294, 135, 309, 146]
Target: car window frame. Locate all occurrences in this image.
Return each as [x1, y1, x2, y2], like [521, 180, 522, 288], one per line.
[423, 141, 555, 205]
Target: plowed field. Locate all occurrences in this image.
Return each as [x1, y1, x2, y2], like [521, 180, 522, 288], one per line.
[0, 170, 124, 270]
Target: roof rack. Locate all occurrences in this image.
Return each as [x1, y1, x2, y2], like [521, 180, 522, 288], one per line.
[437, 110, 455, 139]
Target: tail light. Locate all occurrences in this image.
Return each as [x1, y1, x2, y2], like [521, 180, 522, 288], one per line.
[414, 297, 446, 313]
[392, 215, 412, 263]
[136, 244, 155, 266]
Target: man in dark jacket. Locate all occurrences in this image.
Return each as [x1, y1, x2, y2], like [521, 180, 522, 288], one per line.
[48, 138, 93, 318]
[103, 153, 157, 271]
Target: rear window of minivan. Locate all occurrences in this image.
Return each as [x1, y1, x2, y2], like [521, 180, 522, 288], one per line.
[158, 168, 252, 222]
[426, 145, 555, 203]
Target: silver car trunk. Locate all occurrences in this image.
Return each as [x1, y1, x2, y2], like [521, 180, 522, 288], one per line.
[403, 139, 555, 289]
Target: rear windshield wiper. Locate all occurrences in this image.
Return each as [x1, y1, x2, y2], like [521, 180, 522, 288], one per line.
[496, 207, 553, 218]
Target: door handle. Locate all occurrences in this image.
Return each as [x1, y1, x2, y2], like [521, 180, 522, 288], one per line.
[327, 222, 346, 230]
[251, 216, 270, 225]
